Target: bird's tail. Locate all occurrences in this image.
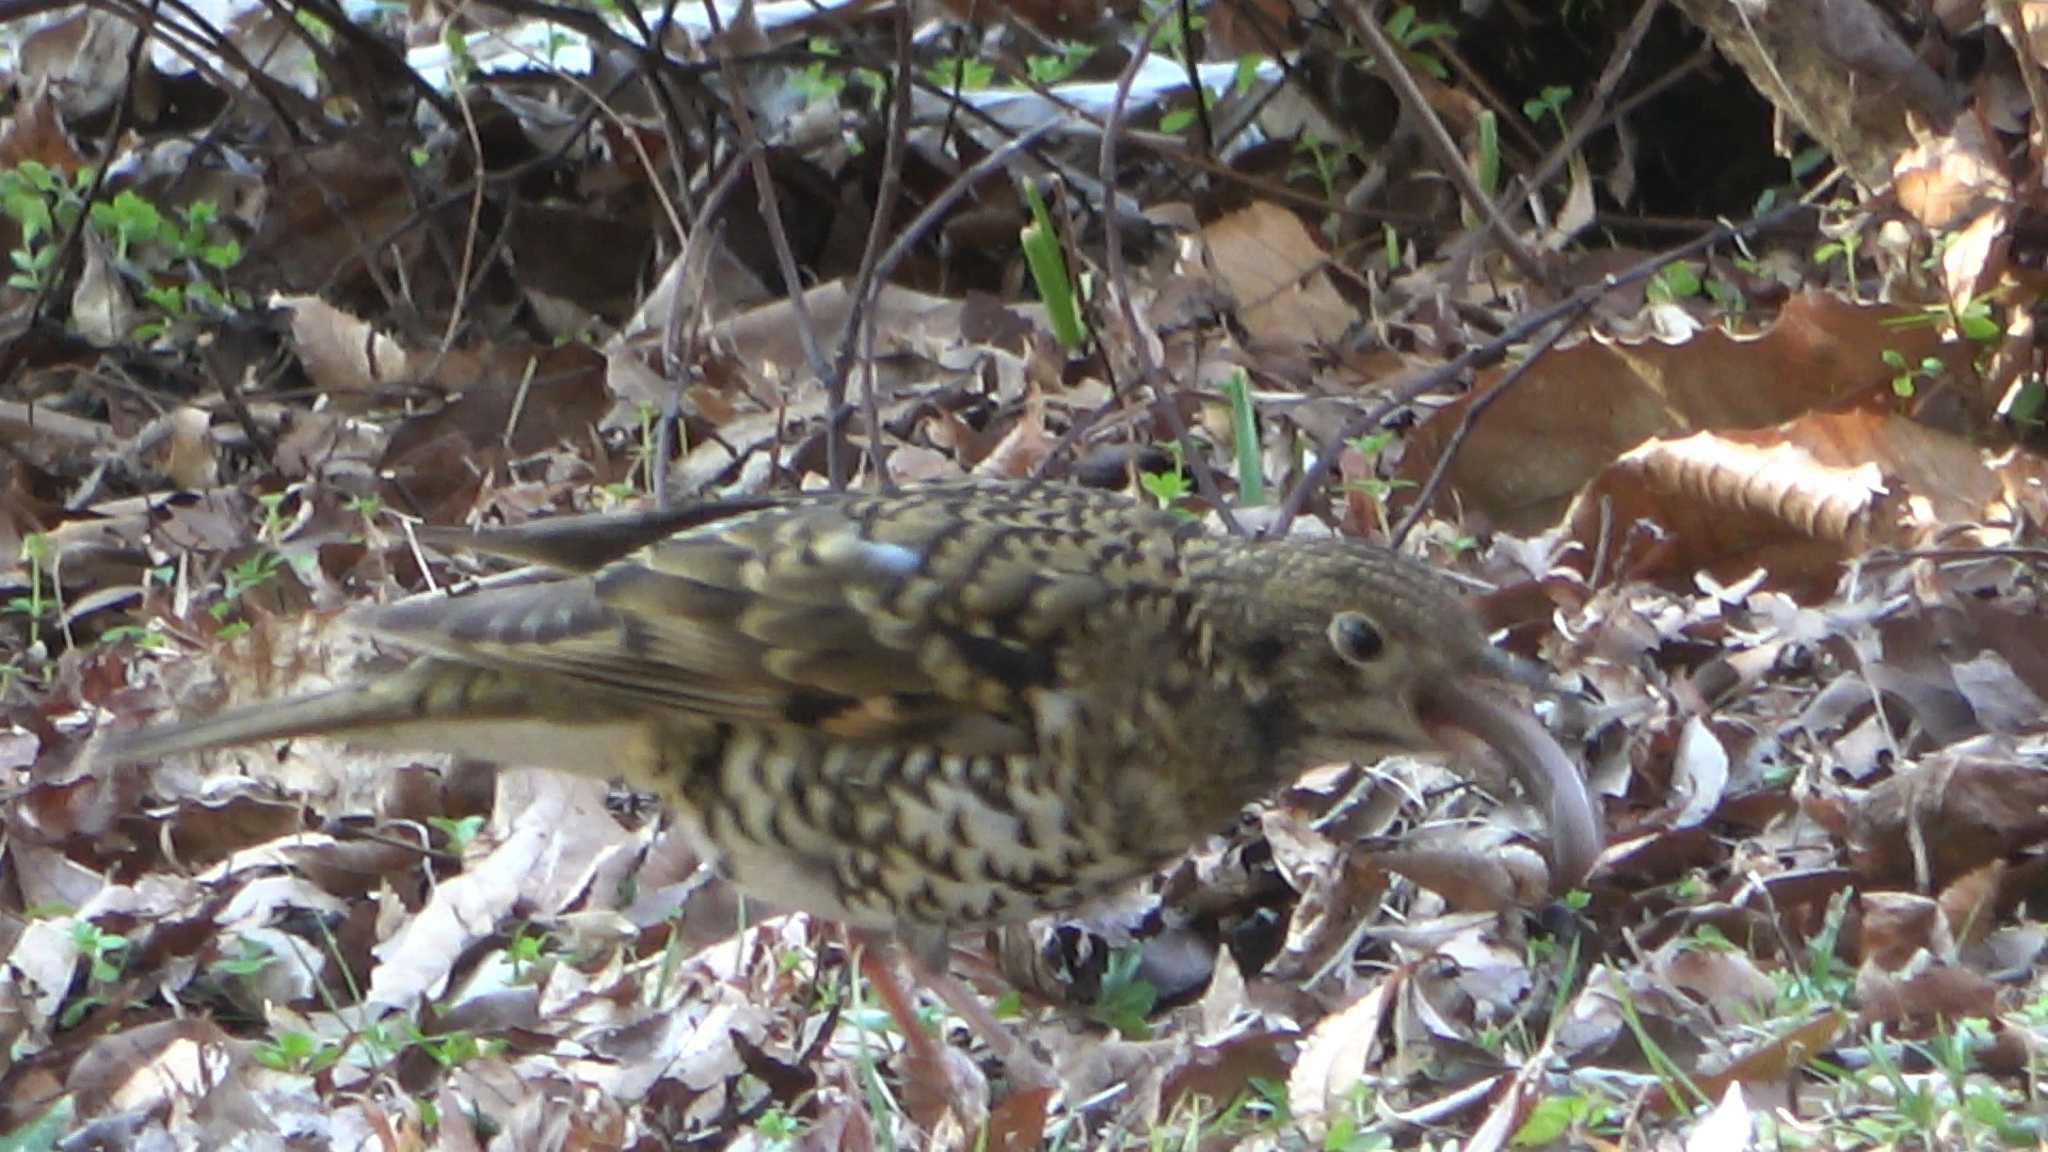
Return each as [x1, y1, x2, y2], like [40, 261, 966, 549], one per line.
[95, 660, 639, 772]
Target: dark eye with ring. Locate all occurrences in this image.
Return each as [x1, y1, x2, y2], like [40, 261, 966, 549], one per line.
[1328, 612, 1385, 664]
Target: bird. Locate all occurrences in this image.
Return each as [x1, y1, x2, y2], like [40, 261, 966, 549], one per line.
[97, 480, 1602, 1080]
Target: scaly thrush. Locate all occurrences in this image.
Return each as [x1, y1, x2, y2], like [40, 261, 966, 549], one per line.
[99, 481, 1602, 1072]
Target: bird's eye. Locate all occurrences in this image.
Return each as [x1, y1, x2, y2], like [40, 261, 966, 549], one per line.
[1328, 611, 1385, 664]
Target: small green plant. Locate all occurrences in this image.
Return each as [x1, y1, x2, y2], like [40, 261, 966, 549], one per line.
[1474, 110, 1500, 199]
[208, 550, 287, 637]
[1159, 85, 1216, 136]
[408, 1025, 500, 1069]
[506, 923, 551, 979]
[1775, 888, 1854, 1012]
[1703, 274, 1745, 313]
[1293, 131, 1340, 201]
[794, 37, 883, 109]
[1231, 52, 1267, 97]
[925, 54, 993, 92]
[2, 533, 57, 698]
[1026, 41, 1094, 85]
[1140, 442, 1195, 518]
[1382, 5, 1457, 79]
[254, 1029, 343, 1074]
[1144, 0, 1204, 55]
[1881, 348, 1944, 399]
[1220, 370, 1263, 506]
[428, 814, 487, 852]
[1319, 1080, 1394, 1150]
[440, 24, 477, 85]
[1813, 225, 1862, 295]
[7, 533, 54, 650]
[3, 161, 247, 340]
[59, 921, 132, 1028]
[1088, 946, 1157, 1039]
[212, 938, 277, 979]
[97, 622, 170, 650]
[1522, 84, 1573, 133]
[1338, 432, 1415, 532]
[1511, 1091, 1618, 1146]
[1, 162, 90, 290]
[755, 1105, 807, 1149]
[1463, 109, 1499, 230]
[1647, 261, 1703, 304]
[1020, 181, 1085, 350]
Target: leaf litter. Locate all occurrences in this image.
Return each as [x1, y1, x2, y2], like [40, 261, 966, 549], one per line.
[2, 0, 2048, 1148]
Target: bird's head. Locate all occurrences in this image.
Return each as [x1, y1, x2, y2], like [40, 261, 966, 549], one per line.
[1188, 536, 1603, 890]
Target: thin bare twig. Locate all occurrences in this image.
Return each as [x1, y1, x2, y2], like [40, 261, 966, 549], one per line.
[1330, 0, 1551, 287]
[698, 1, 836, 482]
[1100, 3, 1243, 535]
[1386, 325, 1569, 548]
[833, 5, 919, 492]
[1266, 198, 1815, 537]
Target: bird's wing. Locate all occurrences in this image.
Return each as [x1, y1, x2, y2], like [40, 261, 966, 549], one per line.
[369, 482, 1197, 755]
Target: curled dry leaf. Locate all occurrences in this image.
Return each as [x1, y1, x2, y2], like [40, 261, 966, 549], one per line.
[1286, 972, 1400, 1138]
[1369, 846, 1544, 912]
[1651, 1010, 1848, 1118]
[1560, 407, 2047, 591]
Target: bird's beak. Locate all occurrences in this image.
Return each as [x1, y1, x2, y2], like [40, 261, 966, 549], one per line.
[1420, 677, 1603, 892]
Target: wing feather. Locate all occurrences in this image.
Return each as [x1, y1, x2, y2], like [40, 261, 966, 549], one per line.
[366, 482, 1196, 755]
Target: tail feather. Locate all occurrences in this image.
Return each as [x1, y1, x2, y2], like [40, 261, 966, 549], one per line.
[97, 663, 438, 765]
[95, 660, 649, 776]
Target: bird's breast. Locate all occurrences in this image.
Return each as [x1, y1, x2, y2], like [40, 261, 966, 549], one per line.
[649, 722, 1172, 933]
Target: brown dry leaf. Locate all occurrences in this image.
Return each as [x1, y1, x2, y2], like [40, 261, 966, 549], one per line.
[1871, 597, 2048, 742]
[1848, 745, 2048, 888]
[1941, 204, 2013, 310]
[1859, 892, 1949, 971]
[68, 231, 136, 348]
[1285, 971, 1400, 1138]
[984, 1086, 1054, 1152]
[1369, 846, 1537, 912]
[1197, 201, 1356, 349]
[0, 87, 90, 176]
[1668, 716, 1730, 830]
[274, 294, 416, 397]
[1560, 407, 2047, 591]
[1893, 109, 2011, 233]
[367, 769, 625, 1011]
[14, 11, 150, 122]
[1938, 860, 2004, 952]
[1157, 1034, 1293, 1130]
[248, 139, 418, 294]
[157, 407, 219, 490]
[1396, 293, 1959, 530]
[1261, 807, 1390, 979]
[1855, 962, 2000, 1033]
[378, 343, 611, 519]
[1651, 1011, 1848, 1117]
[66, 1017, 246, 1124]
[970, 392, 1052, 479]
[1659, 945, 1777, 1024]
